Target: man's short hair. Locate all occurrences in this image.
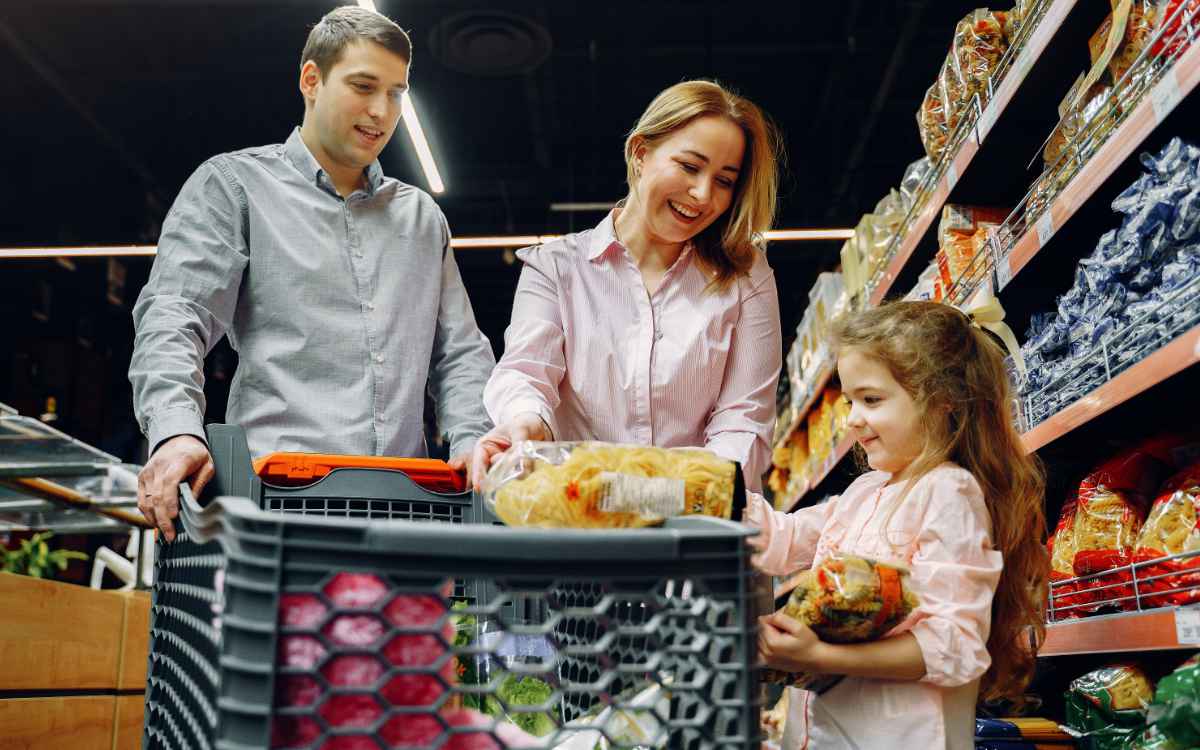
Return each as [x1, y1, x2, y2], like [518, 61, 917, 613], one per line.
[301, 6, 412, 77]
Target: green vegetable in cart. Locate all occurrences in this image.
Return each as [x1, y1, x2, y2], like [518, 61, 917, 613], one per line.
[484, 673, 557, 737]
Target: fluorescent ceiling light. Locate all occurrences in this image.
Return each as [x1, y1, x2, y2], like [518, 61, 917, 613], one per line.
[0, 245, 157, 259]
[764, 229, 855, 241]
[400, 92, 445, 194]
[550, 202, 615, 212]
[451, 235, 563, 249]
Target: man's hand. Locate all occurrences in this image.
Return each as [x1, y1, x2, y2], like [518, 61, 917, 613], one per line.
[757, 611, 827, 673]
[137, 434, 215, 542]
[469, 412, 550, 492]
[446, 453, 473, 489]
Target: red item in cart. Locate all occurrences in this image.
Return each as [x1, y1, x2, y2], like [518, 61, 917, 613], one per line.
[1071, 436, 1187, 612]
[1134, 462, 1200, 607]
[254, 452, 467, 494]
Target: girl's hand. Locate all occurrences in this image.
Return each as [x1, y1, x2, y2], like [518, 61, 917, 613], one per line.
[757, 611, 827, 673]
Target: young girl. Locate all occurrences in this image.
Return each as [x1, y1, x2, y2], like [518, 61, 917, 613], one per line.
[748, 301, 1047, 750]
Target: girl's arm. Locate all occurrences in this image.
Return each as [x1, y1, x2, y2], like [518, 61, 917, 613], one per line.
[742, 492, 838, 576]
[759, 612, 926, 681]
[703, 262, 782, 493]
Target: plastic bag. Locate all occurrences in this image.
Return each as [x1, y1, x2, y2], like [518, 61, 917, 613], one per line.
[917, 81, 950, 160]
[1048, 496, 1094, 618]
[1152, 0, 1200, 59]
[953, 9, 1011, 105]
[1146, 653, 1200, 748]
[1134, 463, 1200, 607]
[938, 52, 969, 135]
[900, 157, 935, 208]
[1064, 664, 1154, 749]
[481, 441, 742, 528]
[760, 555, 920, 690]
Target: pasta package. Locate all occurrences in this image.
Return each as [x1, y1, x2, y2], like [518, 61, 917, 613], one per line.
[482, 442, 743, 529]
[1134, 463, 1200, 607]
[917, 81, 950, 160]
[761, 556, 919, 691]
[952, 9, 1011, 105]
[1152, 0, 1200, 59]
[1073, 436, 1194, 611]
[1048, 495, 1093, 617]
[1146, 653, 1200, 749]
[1089, 0, 1160, 83]
[1065, 664, 1155, 749]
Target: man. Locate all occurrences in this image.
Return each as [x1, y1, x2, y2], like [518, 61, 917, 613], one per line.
[130, 7, 495, 540]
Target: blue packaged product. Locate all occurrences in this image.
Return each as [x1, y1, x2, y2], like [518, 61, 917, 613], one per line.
[1173, 187, 1200, 243]
[1127, 264, 1161, 292]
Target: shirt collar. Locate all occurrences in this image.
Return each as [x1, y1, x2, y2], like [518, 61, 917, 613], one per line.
[586, 210, 622, 262]
[284, 127, 384, 195]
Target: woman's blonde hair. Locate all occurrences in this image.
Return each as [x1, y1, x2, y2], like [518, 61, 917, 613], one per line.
[833, 301, 1048, 705]
[623, 80, 782, 290]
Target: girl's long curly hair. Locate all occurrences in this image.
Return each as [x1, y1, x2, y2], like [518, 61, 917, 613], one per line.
[833, 301, 1048, 704]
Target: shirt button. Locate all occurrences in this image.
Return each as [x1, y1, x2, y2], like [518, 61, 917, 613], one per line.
[366, 302, 375, 311]
[375, 354, 385, 364]
[655, 331, 663, 341]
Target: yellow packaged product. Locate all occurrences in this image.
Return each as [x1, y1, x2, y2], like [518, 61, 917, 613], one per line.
[953, 9, 1011, 104]
[789, 430, 810, 476]
[482, 441, 742, 529]
[831, 390, 851, 438]
[1090, 0, 1159, 84]
[807, 399, 832, 463]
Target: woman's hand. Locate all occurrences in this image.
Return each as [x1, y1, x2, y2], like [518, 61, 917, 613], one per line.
[757, 611, 828, 673]
[470, 412, 551, 492]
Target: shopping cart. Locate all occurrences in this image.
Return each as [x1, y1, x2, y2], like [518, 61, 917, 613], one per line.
[143, 424, 762, 749]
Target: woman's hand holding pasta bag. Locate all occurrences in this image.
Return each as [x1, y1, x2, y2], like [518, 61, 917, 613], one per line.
[470, 412, 551, 492]
[758, 610, 827, 673]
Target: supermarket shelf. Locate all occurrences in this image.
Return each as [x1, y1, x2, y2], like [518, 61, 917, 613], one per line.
[866, 0, 1077, 306]
[772, 360, 835, 451]
[999, 39, 1200, 289]
[785, 433, 857, 513]
[1021, 323, 1200, 453]
[1040, 608, 1199, 656]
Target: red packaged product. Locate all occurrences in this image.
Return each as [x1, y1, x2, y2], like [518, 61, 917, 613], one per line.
[1048, 496, 1091, 618]
[1071, 436, 1189, 612]
[1133, 462, 1200, 607]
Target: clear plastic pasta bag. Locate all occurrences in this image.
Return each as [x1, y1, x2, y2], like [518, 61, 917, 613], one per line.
[1134, 463, 1200, 607]
[1065, 664, 1154, 749]
[760, 555, 919, 692]
[481, 441, 744, 529]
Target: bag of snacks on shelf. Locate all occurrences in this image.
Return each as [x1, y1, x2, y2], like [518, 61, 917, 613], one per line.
[1146, 653, 1200, 749]
[952, 9, 1011, 105]
[917, 81, 950, 160]
[1064, 664, 1154, 750]
[1134, 462, 1200, 607]
[481, 442, 743, 529]
[899, 156, 935, 209]
[760, 555, 920, 691]
[1072, 436, 1192, 612]
[1044, 77, 1118, 172]
[938, 53, 969, 134]
[1048, 495, 1093, 618]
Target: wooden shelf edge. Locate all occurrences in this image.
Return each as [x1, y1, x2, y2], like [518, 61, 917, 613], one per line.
[1022, 323, 1200, 453]
[1005, 41, 1200, 283]
[1039, 608, 1195, 656]
[773, 361, 836, 452]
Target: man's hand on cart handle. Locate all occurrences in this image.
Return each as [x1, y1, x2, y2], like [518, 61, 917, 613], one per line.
[137, 434, 216, 542]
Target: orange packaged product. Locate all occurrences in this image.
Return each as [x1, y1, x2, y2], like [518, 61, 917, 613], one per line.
[254, 452, 467, 494]
[1133, 462, 1200, 607]
[917, 82, 949, 160]
[1089, 0, 1160, 84]
[1152, 0, 1200, 59]
[953, 9, 1011, 105]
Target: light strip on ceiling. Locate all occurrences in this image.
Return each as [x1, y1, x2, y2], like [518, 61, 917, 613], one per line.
[0, 228, 856, 259]
[400, 92, 445, 194]
[549, 202, 615, 212]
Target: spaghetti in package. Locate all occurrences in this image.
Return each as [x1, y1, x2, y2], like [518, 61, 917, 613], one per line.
[761, 556, 919, 692]
[1048, 496, 1092, 617]
[1134, 463, 1200, 607]
[1065, 664, 1155, 750]
[481, 441, 743, 529]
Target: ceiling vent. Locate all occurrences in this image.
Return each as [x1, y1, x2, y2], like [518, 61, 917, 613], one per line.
[428, 10, 552, 77]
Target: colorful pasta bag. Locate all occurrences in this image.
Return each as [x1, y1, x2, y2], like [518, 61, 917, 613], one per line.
[1134, 462, 1200, 607]
[760, 555, 920, 691]
[481, 441, 743, 529]
[1151, 0, 1200, 59]
[917, 81, 949, 160]
[1065, 664, 1155, 749]
[952, 9, 1011, 105]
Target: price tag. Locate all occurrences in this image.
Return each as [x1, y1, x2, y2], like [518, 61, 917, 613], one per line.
[946, 161, 960, 192]
[1035, 211, 1055, 248]
[1151, 68, 1183, 124]
[1176, 605, 1200, 644]
[995, 255, 1013, 290]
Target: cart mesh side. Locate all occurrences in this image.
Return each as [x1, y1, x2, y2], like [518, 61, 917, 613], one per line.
[147, 487, 760, 750]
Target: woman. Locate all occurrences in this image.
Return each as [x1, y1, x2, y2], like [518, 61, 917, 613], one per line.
[471, 79, 783, 492]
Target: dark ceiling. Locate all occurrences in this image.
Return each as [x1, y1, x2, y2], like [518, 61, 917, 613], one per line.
[0, 0, 1002, 457]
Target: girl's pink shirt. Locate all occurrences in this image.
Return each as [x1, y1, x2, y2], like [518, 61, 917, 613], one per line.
[746, 463, 1003, 750]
